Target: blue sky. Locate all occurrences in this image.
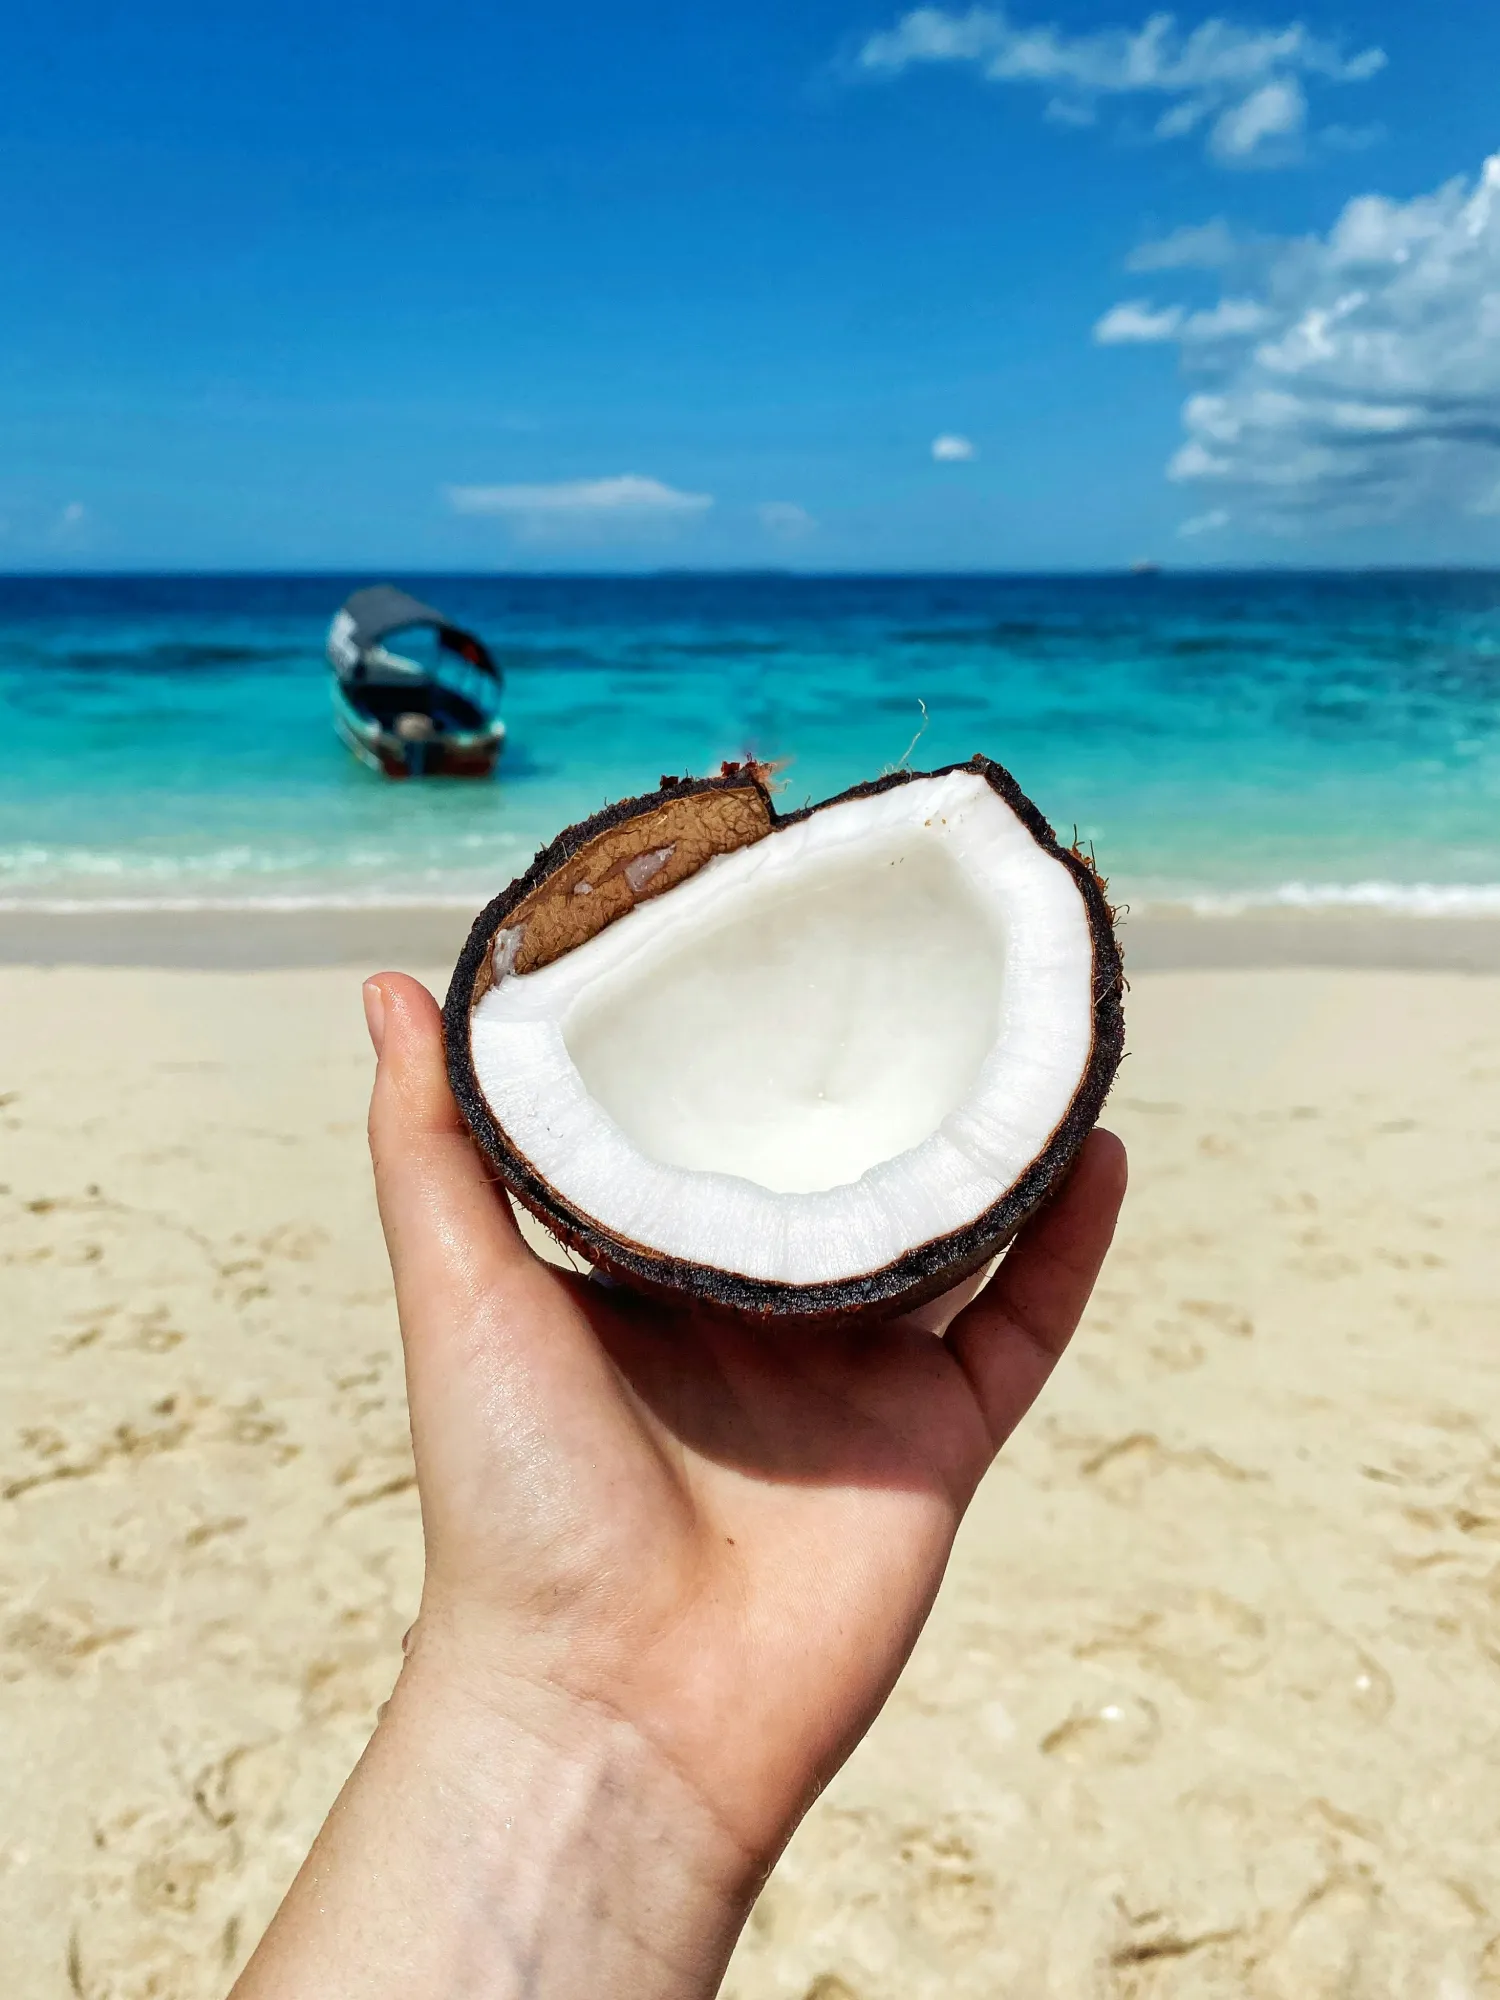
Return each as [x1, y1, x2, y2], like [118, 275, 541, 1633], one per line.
[5, 0, 1500, 570]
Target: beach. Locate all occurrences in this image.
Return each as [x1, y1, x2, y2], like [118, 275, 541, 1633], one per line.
[8, 0, 1500, 1976]
[3, 919, 1498, 1997]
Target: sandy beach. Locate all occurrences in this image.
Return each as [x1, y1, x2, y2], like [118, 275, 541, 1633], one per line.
[3, 926, 1499, 1997]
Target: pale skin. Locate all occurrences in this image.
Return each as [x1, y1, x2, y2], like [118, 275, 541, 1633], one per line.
[231, 971, 1127, 2000]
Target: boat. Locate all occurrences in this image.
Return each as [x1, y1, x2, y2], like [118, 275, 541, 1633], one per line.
[325, 585, 506, 778]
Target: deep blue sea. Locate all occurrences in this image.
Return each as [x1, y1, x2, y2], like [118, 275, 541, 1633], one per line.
[3, 572, 1499, 915]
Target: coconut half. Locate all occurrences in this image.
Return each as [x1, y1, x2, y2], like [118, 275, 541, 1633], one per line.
[443, 756, 1124, 1323]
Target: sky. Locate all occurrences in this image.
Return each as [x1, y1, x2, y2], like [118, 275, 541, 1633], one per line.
[4, 0, 1500, 571]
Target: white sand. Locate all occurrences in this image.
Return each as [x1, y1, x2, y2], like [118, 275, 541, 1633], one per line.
[2, 964, 1498, 1997]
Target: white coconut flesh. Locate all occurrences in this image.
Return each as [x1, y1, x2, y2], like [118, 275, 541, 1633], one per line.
[470, 768, 1096, 1287]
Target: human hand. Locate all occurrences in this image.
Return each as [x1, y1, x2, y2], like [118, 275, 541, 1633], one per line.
[232, 971, 1125, 2000]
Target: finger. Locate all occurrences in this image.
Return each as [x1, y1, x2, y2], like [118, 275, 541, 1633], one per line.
[364, 973, 534, 1312]
[945, 1129, 1127, 1452]
[894, 1261, 1000, 1338]
[365, 978, 651, 1483]
[364, 972, 467, 1133]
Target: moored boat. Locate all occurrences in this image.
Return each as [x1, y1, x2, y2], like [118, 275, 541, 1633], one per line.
[325, 585, 506, 778]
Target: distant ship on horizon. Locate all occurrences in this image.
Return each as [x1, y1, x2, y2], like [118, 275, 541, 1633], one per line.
[1128, 558, 1162, 576]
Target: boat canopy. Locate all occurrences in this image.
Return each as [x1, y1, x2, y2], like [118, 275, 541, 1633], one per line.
[327, 585, 501, 683]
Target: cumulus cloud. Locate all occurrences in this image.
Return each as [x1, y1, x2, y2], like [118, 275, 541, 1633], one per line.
[448, 475, 712, 520]
[445, 475, 713, 545]
[1098, 150, 1500, 528]
[1127, 218, 1240, 270]
[932, 433, 978, 460]
[854, 7, 1385, 166]
[1096, 296, 1273, 344]
[756, 501, 818, 539]
[1182, 297, 1275, 341]
[1209, 75, 1303, 161]
[1095, 300, 1184, 343]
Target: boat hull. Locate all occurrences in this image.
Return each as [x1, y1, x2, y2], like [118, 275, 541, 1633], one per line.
[331, 684, 505, 779]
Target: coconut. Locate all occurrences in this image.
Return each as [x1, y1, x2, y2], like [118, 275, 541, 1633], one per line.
[443, 755, 1123, 1324]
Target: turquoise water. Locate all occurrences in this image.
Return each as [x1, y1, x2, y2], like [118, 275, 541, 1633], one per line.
[3, 572, 1499, 913]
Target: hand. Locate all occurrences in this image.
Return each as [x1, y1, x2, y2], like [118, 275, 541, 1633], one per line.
[232, 972, 1126, 2000]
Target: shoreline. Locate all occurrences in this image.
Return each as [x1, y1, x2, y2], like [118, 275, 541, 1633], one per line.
[3, 903, 1500, 972]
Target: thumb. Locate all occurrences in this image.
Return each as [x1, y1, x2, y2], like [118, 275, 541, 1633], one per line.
[364, 972, 532, 1325]
[362, 975, 625, 1506]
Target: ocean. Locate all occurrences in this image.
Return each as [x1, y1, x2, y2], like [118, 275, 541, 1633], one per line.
[3, 571, 1498, 917]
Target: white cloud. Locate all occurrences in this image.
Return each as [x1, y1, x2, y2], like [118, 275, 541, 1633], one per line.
[1127, 218, 1240, 270]
[855, 7, 1384, 166]
[1183, 297, 1274, 341]
[931, 433, 978, 459]
[1094, 300, 1183, 343]
[1104, 150, 1500, 528]
[447, 475, 712, 520]
[1094, 296, 1270, 344]
[756, 500, 818, 539]
[1178, 506, 1231, 535]
[1209, 75, 1303, 162]
[59, 501, 88, 527]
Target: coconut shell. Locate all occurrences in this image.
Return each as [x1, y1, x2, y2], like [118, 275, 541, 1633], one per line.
[443, 755, 1124, 1323]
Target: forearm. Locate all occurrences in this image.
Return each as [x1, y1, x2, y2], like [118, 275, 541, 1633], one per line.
[231, 1647, 756, 2000]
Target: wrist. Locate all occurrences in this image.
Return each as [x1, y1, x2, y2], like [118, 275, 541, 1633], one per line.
[389, 1646, 757, 1996]
[235, 1624, 759, 2000]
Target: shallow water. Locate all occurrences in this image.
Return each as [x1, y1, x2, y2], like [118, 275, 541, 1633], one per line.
[3, 570, 1498, 912]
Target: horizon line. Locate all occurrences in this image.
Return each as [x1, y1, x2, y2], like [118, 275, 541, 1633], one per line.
[3, 564, 1500, 582]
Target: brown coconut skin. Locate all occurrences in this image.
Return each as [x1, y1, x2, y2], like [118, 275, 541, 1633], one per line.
[443, 755, 1124, 1326]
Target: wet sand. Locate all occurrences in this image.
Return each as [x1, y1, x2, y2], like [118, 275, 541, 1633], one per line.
[1, 952, 1498, 1996]
[2, 904, 1500, 973]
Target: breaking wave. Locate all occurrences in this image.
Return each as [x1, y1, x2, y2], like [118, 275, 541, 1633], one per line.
[1177, 882, 1500, 917]
[0, 892, 490, 913]
[7, 877, 1500, 919]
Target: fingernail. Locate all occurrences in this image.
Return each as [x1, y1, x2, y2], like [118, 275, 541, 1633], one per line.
[363, 980, 387, 1057]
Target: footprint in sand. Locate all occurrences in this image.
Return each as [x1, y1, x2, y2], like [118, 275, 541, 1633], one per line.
[1040, 1691, 1161, 1767]
[1077, 1587, 1271, 1702]
[895, 1820, 997, 1947]
[1080, 1430, 1264, 1506]
[1180, 1297, 1254, 1338]
[1254, 1872, 1378, 1998]
[69, 1792, 244, 2000]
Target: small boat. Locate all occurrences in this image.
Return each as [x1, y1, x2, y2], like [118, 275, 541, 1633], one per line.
[325, 585, 506, 778]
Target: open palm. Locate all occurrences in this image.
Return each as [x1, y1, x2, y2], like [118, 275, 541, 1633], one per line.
[369, 970, 1127, 1873]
